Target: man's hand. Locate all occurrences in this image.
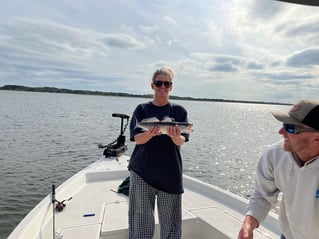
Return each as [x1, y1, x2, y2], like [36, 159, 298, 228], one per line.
[237, 215, 259, 239]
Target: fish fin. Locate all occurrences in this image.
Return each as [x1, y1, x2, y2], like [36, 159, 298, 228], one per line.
[161, 117, 174, 122]
[141, 117, 160, 123]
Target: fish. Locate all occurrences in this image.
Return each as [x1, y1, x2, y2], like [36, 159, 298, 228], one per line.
[136, 117, 193, 134]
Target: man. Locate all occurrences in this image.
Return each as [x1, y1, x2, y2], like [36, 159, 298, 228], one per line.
[128, 67, 190, 239]
[238, 99, 319, 239]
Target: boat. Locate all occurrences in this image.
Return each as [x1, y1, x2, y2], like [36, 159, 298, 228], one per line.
[8, 113, 280, 239]
[276, 0, 319, 6]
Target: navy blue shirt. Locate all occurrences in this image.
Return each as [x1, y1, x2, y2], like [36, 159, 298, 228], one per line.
[128, 101, 189, 194]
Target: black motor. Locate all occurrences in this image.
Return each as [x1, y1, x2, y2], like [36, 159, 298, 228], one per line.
[98, 113, 130, 158]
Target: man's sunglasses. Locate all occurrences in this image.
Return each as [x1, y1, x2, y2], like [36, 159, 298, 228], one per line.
[283, 124, 319, 134]
[153, 80, 172, 88]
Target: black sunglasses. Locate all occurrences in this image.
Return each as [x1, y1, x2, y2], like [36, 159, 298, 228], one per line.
[283, 124, 319, 134]
[153, 80, 172, 88]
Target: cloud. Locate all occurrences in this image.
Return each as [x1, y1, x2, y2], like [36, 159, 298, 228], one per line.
[248, 0, 284, 20]
[286, 48, 319, 67]
[0, 17, 111, 60]
[163, 16, 179, 27]
[0, 16, 149, 92]
[274, 14, 319, 45]
[140, 25, 158, 35]
[246, 62, 264, 70]
[209, 63, 238, 72]
[259, 71, 314, 82]
[0, 0, 319, 103]
[103, 33, 145, 49]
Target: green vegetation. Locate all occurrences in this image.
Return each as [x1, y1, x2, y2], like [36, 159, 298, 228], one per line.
[0, 85, 290, 105]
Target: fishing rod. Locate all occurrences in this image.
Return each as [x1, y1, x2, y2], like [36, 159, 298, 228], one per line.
[52, 184, 56, 239]
[51, 184, 72, 239]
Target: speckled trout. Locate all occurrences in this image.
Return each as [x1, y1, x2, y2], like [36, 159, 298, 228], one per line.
[136, 117, 193, 134]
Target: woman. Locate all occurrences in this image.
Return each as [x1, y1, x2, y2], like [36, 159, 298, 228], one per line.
[128, 67, 190, 239]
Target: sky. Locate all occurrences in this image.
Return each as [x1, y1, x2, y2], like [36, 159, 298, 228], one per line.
[0, 0, 319, 104]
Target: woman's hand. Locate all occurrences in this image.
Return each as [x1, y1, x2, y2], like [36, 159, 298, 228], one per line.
[168, 125, 185, 145]
[135, 126, 161, 144]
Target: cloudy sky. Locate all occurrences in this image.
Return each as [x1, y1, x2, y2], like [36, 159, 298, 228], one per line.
[0, 0, 318, 103]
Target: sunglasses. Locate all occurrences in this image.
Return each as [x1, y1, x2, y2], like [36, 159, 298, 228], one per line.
[153, 80, 172, 88]
[283, 124, 319, 134]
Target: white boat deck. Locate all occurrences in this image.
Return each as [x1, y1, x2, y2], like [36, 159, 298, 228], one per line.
[8, 156, 280, 239]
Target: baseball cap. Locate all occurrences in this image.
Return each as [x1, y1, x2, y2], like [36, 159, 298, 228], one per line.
[272, 99, 319, 130]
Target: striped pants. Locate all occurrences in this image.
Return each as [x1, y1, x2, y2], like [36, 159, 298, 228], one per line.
[128, 170, 182, 239]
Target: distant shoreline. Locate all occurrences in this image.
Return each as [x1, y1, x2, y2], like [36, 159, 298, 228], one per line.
[0, 85, 291, 105]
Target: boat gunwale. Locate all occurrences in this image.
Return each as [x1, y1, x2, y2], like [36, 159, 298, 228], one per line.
[8, 155, 280, 238]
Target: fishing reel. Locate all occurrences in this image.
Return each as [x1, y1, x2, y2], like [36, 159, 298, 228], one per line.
[54, 197, 72, 212]
[98, 113, 130, 158]
[51, 184, 72, 212]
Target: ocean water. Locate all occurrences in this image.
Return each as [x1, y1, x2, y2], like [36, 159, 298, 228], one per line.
[0, 91, 288, 238]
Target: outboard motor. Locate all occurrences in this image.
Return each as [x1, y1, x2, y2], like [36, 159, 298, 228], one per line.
[98, 113, 130, 158]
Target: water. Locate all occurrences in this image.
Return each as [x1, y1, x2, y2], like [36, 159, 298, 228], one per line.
[0, 91, 288, 239]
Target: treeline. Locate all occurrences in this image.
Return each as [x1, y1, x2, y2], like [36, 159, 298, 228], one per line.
[0, 85, 290, 105]
[0, 84, 151, 98]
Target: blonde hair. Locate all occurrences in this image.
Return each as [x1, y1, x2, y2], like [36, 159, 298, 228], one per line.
[152, 67, 174, 81]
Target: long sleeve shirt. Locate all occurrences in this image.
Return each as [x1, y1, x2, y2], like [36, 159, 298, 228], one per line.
[246, 142, 319, 239]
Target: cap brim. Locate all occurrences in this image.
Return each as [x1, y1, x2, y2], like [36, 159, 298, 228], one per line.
[271, 111, 303, 125]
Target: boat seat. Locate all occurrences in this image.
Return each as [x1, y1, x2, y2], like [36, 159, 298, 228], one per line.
[60, 224, 101, 239]
[101, 201, 197, 238]
[101, 201, 129, 237]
